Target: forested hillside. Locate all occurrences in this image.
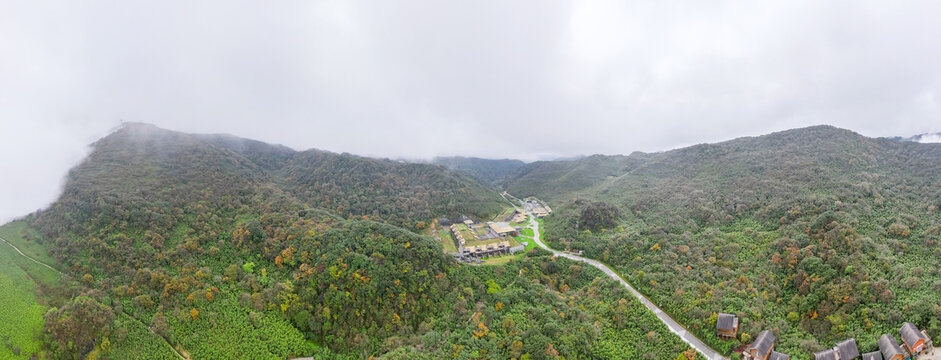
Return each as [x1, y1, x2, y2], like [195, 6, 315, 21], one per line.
[36, 123, 502, 232]
[431, 156, 527, 184]
[284, 152, 503, 226]
[503, 154, 649, 200]
[1, 123, 703, 359]
[511, 126, 941, 359]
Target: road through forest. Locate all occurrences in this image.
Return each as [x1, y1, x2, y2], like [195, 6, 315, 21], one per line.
[504, 193, 728, 360]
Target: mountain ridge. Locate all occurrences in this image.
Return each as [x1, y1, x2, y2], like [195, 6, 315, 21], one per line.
[4, 122, 940, 360]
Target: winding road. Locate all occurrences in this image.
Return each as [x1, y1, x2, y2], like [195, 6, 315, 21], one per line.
[506, 193, 727, 360]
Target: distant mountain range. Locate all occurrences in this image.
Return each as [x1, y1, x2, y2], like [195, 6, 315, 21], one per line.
[430, 156, 527, 184]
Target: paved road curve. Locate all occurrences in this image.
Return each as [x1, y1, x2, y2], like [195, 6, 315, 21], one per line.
[508, 194, 728, 360]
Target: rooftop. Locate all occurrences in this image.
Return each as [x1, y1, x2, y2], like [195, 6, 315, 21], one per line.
[814, 348, 837, 360]
[749, 330, 775, 357]
[488, 221, 516, 234]
[901, 322, 925, 345]
[878, 334, 904, 360]
[717, 313, 737, 331]
[835, 338, 859, 360]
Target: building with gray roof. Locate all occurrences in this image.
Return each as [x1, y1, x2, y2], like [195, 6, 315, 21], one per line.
[835, 338, 860, 359]
[745, 330, 776, 360]
[814, 348, 837, 360]
[877, 334, 904, 360]
[900, 322, 928, 354]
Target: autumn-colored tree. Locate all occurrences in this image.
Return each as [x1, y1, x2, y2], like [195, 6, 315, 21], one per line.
[82, 273, 94, 286]
[472, 321, 489, 338]
[545, 343, 559, 357]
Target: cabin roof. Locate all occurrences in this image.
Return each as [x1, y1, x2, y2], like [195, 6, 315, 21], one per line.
[862, 351, 883, 360]
[814, 349, 837, 360]
[717, 313, 737, 330]
[900, 322, 924, 346]
[836, 338, 860, 359]
[750, 330, 775, 357]
[769, 350, 790, 360]
[878, 334, 904, 359]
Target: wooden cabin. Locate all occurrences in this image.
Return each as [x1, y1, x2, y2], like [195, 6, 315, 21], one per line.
[814, 348, 837, 360]
[900, 322, 928, 355]
[835, 338, 860, 360]
[716, 313, 739, 339]
[877, 334, 903, 360]
[744, 330, 775, 360]
[861, 352, 881, 360]
[768, 351, 790, 360]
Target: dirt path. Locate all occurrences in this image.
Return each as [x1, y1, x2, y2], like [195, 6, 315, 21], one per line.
[0, 234, 60, 274]
[1, 233, 185, 359]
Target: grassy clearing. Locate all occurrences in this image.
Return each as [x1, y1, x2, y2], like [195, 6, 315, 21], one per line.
[438, 230, 458, 253]
[465, 237, 507, 248]
[0, 223, 48, 360]
[0, 221, 60, 287]
[0, 220, 56, 266]
[481, 255, 516, 266]
[492, 207, 516, 222]
[518, 236, 537, 252]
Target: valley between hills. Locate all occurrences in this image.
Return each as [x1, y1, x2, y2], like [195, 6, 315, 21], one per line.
[1, 123, 939, 360]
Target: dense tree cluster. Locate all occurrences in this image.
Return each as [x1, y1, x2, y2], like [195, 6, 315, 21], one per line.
[517, 126, 941, 359]
[576, 200, 621, 231]
[284, 150, 503, 226]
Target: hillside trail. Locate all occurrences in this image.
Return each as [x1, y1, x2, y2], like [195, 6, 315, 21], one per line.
[502, 192, 729, 360]
[0, 234, 60, 274]
[1, 233, 186, 359]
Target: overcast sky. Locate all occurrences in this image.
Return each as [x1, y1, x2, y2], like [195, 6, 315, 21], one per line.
[2, 0, 941, 222]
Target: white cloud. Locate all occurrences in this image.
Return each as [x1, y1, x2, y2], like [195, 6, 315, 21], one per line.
[1, 0, 940, 221]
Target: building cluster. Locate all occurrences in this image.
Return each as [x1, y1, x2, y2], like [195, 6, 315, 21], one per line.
[813, 338, 858, 360]
[449, 218, 525, 261]
[524, 198, 552, 218]
[719, 313, 933, 360]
